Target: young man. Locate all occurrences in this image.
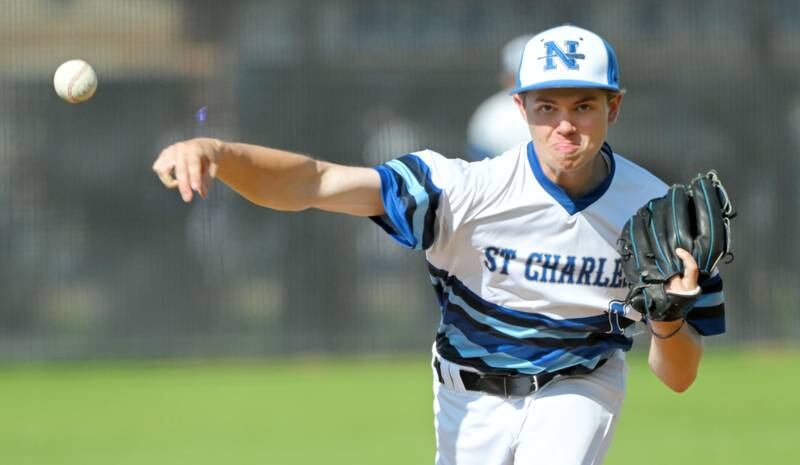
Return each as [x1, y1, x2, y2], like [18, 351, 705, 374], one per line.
[153, 25, 725, 465]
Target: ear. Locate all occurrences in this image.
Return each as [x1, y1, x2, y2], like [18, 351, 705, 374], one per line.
[513, 93, 528, 121]
[607, 93, 623, 123]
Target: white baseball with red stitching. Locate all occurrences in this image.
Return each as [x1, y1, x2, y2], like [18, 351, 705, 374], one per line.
[53, 59, 97, 104]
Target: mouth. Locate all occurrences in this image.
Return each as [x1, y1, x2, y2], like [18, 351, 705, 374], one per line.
[552, 142, 581, 154]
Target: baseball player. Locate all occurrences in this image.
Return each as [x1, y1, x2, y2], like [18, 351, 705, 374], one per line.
[466, 34, 533, 160]
[153, 24, 726, 465]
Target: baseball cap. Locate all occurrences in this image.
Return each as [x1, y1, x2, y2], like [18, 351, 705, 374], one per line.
[509, 24, 620, 94]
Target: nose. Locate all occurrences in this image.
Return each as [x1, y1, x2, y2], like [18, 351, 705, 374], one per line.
[555, 119, 576, 134]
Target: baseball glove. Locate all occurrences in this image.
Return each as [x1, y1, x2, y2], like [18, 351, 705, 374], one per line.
[617, 170, 735, 324]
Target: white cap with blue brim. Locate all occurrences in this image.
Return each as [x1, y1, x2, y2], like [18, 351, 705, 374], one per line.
[510, 24, 620, 95]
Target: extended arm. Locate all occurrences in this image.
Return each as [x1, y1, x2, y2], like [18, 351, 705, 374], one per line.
[152, 138, 385, 217]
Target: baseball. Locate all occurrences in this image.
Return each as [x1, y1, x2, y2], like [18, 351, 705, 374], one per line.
[53, 59, 98, 104]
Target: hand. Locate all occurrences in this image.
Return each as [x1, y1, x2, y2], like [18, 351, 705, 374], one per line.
[647, 248, 699, 337]
[666, 248, 700, 295]
[152, 138, 224, 202]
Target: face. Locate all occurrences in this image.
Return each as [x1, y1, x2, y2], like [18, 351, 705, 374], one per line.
[514, 88, 622, 177]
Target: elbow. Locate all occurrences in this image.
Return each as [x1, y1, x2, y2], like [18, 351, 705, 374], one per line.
[263, 200, 309, 212]
[246, 182, 315, 211]
[649, 356, 699, 393]
[252, 198, 309, 212]
[658, 367, 698, 393]
[666, 376, 695, 393]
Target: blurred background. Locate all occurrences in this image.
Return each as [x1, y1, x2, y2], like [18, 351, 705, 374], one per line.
[0, 1, 798, 464]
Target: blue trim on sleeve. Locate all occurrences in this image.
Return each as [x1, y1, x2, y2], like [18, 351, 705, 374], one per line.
[396, 155, 442, 249]
[370, 165, 418, 249]
[687, 315, 726, 336]
[686, 273, 726, 336]
[700, 273, 723, 293]
[694, 291, 724, 308]
[386, 159, 430, 248]
[368, 155, 443, 250]
[526, 142, 616, 215]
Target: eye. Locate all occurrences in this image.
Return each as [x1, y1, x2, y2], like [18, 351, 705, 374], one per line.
[575, 103, 593, 112]
[537, 104, 555, 113]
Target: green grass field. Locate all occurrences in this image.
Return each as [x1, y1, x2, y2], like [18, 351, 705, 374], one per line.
[1, 349, 797, 465]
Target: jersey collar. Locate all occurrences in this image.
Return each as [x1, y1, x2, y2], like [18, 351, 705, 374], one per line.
[526, 141, 616, 215]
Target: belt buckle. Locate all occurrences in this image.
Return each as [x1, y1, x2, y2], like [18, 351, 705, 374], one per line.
[497, 374, 540, 398]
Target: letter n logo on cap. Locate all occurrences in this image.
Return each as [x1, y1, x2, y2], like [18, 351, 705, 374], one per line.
[542, 40, 584, 71]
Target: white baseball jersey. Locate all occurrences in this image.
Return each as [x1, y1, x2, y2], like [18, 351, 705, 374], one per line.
[371, 142, 725, 375]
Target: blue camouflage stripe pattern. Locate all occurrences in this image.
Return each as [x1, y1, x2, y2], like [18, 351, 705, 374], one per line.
[429, 262, 632, 375]
[686, 273, 725, 335]
[370, 154, 442, 250]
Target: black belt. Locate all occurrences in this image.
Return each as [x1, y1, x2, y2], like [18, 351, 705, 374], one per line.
[434, 357, 607, 398]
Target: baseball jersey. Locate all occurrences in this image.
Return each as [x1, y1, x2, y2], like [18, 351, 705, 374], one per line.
[370, 142, 726, 375]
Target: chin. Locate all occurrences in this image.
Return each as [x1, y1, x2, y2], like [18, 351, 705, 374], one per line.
[553, 152, 587, 170]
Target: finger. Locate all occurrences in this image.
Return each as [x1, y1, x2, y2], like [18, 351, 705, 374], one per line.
[174, 152, 193, 202]
[187, 152, 203, 194]
[153, 153, 179, 189]
[157, 169, 179, 189]
[208, 162, 219, 179]
[199, 158, 212, 199]
[675, 248, 699, 288]
[675, 248, 698, 274]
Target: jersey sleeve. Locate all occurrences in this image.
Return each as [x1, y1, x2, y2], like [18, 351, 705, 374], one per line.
[686, 269, 725, 336]
[369, 150, 469, 250]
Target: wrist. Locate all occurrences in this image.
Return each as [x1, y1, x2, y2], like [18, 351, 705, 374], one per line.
[649, 319, 685, 339]
[212, 139, 232, 166]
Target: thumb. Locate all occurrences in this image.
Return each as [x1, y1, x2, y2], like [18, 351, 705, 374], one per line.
[669, 248, 699, 293]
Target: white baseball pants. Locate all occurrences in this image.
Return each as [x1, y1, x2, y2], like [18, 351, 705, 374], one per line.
[433, 351, 627, 465]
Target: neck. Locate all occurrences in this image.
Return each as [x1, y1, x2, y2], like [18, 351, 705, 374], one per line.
[542, 152, 609, 198]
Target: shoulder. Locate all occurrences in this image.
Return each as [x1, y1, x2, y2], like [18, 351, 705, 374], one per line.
[393, 149, 470, 188]
[611, 152, 669, 202]
[587, 151, 670, 229]
[395, 145, 525, 188]
[461, 143, 529, 185]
